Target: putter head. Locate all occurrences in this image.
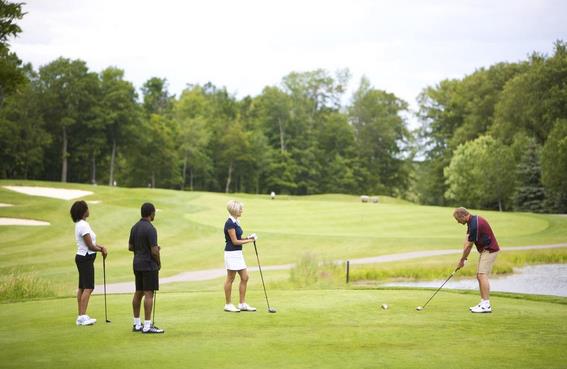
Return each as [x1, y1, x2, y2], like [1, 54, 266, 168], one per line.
[268, 307, 277, 313]
[106, 319, 111, 323]
[416, 306, 424, 311]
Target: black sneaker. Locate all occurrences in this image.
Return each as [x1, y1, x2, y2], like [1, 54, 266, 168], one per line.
[142, 325, 164, 334]
[132, 324, 143, 332]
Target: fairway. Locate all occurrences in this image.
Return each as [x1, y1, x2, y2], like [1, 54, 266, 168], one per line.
[1, 290, 566, 369]
[1, 180, 567, 368]
[1, 180, 567, 293]
[3, 2, 567, 368]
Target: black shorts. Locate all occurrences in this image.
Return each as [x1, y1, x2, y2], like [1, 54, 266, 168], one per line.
[134, 270, 159, 291]
[75, 253, 96, 289]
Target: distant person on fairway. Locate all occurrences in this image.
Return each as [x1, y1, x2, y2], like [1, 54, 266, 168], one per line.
[454, 207, 500, 313]
[70, 200, 108, 326]
[129, 203, 164, 333]
[223, 200, 257, 312]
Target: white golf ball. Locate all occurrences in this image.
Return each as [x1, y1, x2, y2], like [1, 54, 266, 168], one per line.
[381, 304, 389, 310]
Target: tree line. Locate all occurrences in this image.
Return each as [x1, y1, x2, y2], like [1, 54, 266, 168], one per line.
[1, 2, 566, 212]
[416, 40, 567, 213]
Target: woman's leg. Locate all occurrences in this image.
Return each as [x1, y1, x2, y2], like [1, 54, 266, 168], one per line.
[224, 270, 237, 304]
[76, 254, 95, 316]
[79, 288, 93, 315]
[237, 269, 249, 304]
[77, 288, 84, 315]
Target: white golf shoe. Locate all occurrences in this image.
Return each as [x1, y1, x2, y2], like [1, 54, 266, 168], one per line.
[76, 315, 97, 326]
[470, 304, 492, 313]
[142, 325, 164, 334]
[469, 302, 482, 311]
[224, 304, 241, 313]
[238, 303, 257, 312]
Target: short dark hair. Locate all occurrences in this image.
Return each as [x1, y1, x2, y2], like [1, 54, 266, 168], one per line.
[141, 202, 156, 218]
[70, 200, 88, 223]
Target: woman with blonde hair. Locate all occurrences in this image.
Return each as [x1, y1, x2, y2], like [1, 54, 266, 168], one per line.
[223, 200, 257, 312]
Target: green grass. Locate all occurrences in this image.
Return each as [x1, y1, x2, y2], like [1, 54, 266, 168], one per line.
[1, 179, 567, 294]
[0, 271, 55, 302]
[0, 290, 566, 369]
[1, 180, 567, 368]
[350, 247, 567, 281]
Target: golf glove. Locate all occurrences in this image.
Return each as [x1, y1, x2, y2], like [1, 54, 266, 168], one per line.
[248, 233, 258, 240]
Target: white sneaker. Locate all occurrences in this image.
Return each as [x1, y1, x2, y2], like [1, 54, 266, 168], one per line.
[470, 304, 492, 313]
[224, 304, 240, 313]
[76, 315, 97, 326]
[469, 302, 482, 311]
[238, 303, 257, 312]
[142, 325, 164, 334]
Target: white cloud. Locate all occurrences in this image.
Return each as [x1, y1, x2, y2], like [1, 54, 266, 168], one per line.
[12, 0, 567, 128]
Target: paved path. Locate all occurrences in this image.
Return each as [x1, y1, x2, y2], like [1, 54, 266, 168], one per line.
[94, 243, 567, 294]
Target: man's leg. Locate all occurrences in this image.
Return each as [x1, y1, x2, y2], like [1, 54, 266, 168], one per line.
[132, 291, 144, 318]
[477, 273, 490, 300]
[143, 290, 154, 321]
[471, 251, 498, 313]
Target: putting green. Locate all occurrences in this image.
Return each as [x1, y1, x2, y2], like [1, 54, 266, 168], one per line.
[0, 290, 566, 369]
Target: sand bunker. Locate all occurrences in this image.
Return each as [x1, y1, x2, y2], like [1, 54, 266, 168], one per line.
[3, 186, 93, 200]
[0, 203, 13, 207]
[0, 217, 50, 226]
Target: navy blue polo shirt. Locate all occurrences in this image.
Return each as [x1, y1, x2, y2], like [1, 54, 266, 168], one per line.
[224, 217, 243, 251]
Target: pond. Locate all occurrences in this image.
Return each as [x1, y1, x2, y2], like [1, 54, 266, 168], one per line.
[383, 264, 567, 297]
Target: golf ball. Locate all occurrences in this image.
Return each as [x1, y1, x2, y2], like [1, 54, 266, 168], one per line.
[381, 304, 389, 310]
[416, 306, 423, 311]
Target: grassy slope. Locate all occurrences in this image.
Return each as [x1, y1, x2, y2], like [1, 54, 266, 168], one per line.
[1, 181, 567, 368]
[0, 290, 566, 369]
[1, 180, 567, 293]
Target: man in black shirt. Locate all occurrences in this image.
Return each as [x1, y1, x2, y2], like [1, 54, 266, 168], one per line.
[129, 202, 164, 334]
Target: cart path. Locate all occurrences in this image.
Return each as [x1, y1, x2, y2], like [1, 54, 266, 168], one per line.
[94, 243, 567, 294]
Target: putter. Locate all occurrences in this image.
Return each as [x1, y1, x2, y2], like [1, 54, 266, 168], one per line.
[103, 257, 111, 323]
[416, 267, 460, 311]
[253, 241, 277, 313]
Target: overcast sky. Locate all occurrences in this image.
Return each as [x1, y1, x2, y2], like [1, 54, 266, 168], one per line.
[11, 0, 567, 124]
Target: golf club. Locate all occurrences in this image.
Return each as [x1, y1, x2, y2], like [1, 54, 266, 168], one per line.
[416, 267, 460, 311]
[153, 290, 157, 324]
[253, 241, 277, 313]
[103, 257, 111, 323]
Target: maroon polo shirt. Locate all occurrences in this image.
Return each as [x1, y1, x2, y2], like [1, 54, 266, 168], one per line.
[467, 215, 500, 253]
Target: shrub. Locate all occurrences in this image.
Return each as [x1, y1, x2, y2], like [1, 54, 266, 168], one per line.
[289, 253, 345, 288]
[0, 272, 55, 302]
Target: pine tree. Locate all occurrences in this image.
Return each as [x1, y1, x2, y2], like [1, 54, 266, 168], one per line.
[513, 141, 546, 212]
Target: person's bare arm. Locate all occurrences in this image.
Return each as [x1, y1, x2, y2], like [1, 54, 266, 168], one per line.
[457, 239, 473, 269]
[151, 245, 161, 267]
[227, 228, 254, 246]
[83, 233, 107, 258]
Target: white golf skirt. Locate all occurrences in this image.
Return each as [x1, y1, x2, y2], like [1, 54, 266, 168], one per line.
[224, 250, 247, 271]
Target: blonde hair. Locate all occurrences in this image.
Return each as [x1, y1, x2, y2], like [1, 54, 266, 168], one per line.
[227, 200, 243, 217]
[453, 207, 470, 218]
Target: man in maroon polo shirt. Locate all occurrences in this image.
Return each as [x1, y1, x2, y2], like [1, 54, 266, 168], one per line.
[454, 207, 500, 313]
